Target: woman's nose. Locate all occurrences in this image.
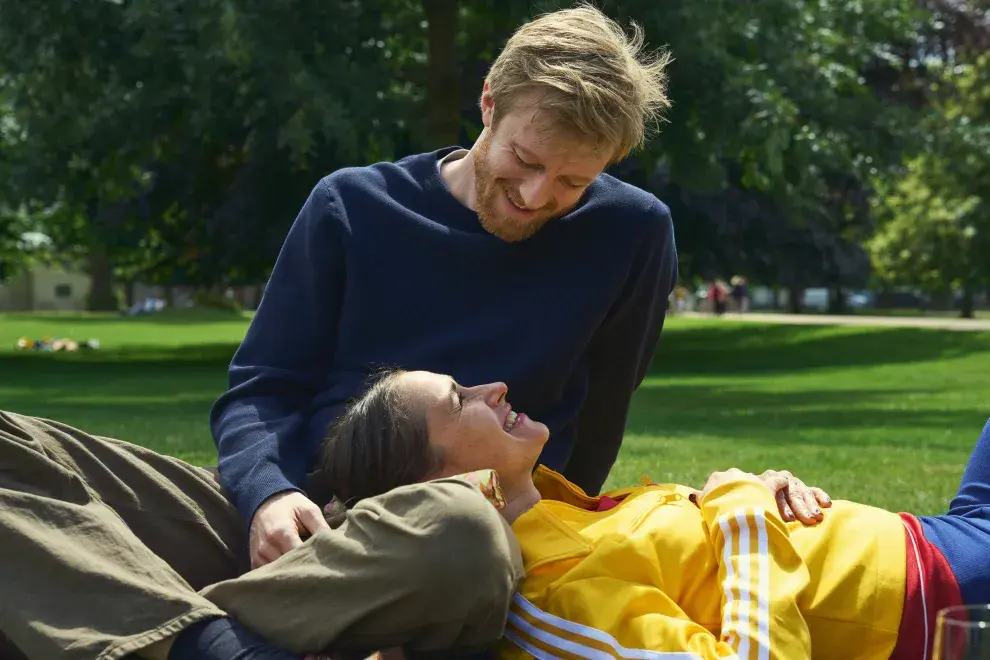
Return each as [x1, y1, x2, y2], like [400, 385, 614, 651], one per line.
[480, 382, 508, 406]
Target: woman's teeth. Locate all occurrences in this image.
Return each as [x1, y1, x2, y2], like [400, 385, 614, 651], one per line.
[504, 410, 519, 432]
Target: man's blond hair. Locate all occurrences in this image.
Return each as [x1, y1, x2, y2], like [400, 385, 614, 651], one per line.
[485, 3, 672, 162]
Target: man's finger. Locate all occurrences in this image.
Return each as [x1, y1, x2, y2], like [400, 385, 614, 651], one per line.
[252, 544, 280, 569]
[298, 503, 332, 537]
[270, 525, 304, 556]
[250, 521, 291, 567]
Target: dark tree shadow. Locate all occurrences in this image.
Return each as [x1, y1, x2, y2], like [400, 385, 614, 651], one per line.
[5, 309, 249, 326]
[648, 324, 990, 375]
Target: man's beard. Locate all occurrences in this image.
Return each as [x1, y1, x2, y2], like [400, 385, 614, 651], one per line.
[473, 134, 558, 243]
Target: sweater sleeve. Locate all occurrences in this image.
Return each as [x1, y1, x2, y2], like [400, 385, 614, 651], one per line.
[503, 482, 812, 660]
[209, 178, 347, 527]
[563, 200, 678, 495]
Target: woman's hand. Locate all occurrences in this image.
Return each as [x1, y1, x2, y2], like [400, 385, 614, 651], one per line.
[695, 468, 832, 525]
[757, 469, 831, 525]
[698, 468, 766, 499]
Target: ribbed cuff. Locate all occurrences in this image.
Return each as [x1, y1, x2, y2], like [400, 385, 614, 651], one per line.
[235, 467, 304, 530]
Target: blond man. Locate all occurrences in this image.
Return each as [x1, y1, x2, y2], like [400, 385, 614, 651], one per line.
[214, 1, 677, 576]
[0, 6, 677, 660]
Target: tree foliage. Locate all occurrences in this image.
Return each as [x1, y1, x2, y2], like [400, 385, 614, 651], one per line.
[868, 49, 990, 316]
[0, 0, 982, 310]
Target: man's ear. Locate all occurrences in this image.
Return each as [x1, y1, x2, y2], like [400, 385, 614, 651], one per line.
[480, 84, 495, 128]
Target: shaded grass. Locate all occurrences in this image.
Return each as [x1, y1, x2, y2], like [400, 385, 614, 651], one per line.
[1, 312, 988, 515]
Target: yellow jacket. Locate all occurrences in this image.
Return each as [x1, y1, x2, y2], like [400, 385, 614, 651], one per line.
[496, 466, 908, 660]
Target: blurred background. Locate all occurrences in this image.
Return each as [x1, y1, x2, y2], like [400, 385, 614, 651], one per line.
[0, 0, 987, 318]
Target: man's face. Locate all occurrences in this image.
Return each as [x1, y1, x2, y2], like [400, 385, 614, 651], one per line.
[473, 91, 613, 242]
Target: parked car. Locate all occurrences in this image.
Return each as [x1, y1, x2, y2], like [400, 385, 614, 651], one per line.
[802, 288, 874, 311]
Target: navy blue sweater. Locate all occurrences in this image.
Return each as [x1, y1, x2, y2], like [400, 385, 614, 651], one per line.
[210, 148, 678, 526]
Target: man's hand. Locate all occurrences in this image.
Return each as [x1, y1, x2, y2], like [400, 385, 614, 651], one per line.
[249, 491, 331, 568]
[758, 469, 831, 525]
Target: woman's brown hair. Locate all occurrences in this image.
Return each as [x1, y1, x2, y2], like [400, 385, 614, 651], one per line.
[313, 368, 444, 505]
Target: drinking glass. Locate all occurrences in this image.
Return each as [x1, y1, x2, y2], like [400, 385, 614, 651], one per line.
[933, 604, 990, 659]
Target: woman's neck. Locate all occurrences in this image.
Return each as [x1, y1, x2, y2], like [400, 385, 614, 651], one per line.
[500, 481, 541, 524]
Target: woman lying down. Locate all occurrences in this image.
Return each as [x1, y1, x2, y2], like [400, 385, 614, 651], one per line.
[1, 368, 986, 660]
[0, 377, 820, 660]
[307, 369, 990, 660]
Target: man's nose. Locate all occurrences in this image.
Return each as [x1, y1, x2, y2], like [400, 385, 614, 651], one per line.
[518, 174, 553, 210]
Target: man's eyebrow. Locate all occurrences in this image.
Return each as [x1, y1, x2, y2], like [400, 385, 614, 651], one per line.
[513, 141, 592, 184]
[512, 141, 539, 161]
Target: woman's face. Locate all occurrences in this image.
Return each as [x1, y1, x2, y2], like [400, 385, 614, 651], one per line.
[397, 371, 550, 487]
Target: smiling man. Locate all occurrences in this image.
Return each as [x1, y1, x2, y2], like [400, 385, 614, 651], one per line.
[445, 86, 614, 244]
[212, 2, 679, 579]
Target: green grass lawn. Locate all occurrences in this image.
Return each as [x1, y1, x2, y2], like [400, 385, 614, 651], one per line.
[2, 311, 988, 515]
[761, 307, 990, 320]
[870, 308, 990, 319]
[0, 310, 251, 466]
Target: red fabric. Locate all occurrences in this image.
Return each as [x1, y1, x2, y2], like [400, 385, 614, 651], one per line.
[890, 513, 964, 660]
[597, 495, 624, 511]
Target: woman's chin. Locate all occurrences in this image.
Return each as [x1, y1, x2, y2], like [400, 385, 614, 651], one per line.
[530, 422, 551, 443]
[506, 423, 550, 446]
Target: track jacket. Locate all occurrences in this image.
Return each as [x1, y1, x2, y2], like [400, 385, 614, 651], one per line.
[496, 465, 909, 660]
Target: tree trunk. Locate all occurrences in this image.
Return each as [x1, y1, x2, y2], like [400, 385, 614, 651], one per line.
[423, 0, 461, 146]
[124, 279, 136, 308]
[827, 285, 846, 315]
[787, 286, 803, 314]
[960, 283, 975, 319]
[876, 284, 892, 310]
[87, 242, 117, 311]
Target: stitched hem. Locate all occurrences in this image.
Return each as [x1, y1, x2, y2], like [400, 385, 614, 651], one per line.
[95, 607, 226, 660]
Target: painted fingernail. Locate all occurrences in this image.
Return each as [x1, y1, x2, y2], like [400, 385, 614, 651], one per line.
[814, 507, 821, 515]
